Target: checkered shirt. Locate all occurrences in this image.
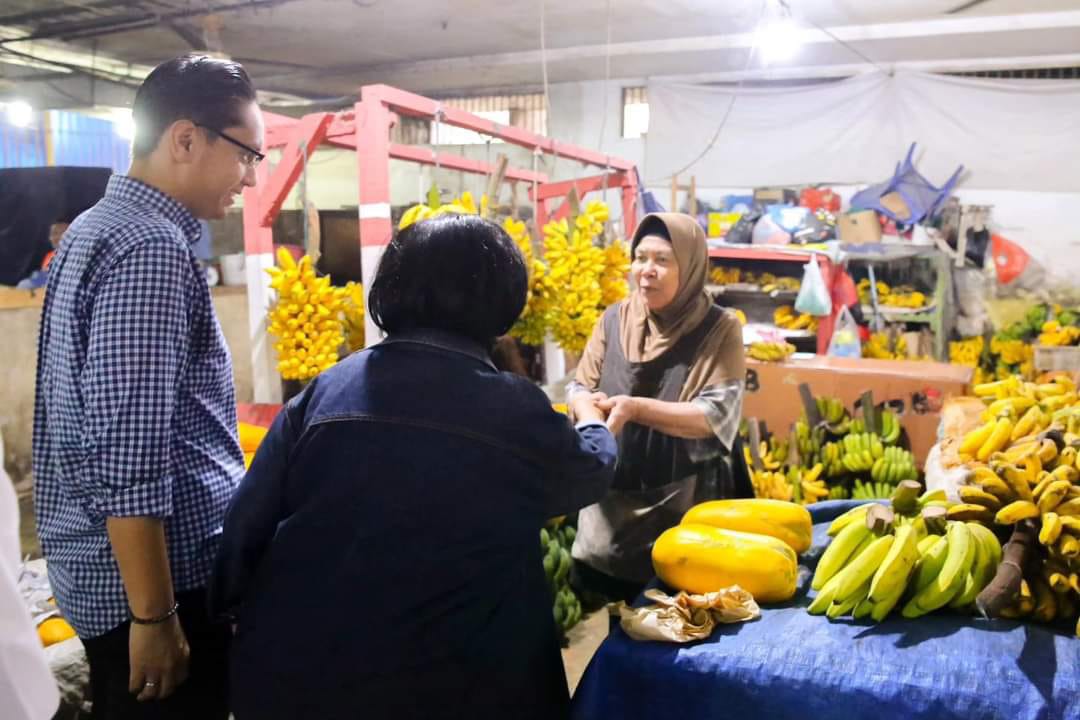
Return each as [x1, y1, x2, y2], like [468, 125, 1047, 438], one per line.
[33, 174, 243, 638]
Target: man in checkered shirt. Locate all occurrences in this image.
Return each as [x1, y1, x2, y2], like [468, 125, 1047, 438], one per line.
[34, 55, 264, 719]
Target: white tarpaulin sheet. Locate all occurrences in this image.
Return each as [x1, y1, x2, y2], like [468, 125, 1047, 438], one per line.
[645, 72, 1080, 192]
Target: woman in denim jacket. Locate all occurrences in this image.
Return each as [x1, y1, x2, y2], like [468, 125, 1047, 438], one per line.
[210, 215, 617, 720]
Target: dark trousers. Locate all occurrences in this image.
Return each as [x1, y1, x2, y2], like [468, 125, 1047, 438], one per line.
[81, 588, 230, 720]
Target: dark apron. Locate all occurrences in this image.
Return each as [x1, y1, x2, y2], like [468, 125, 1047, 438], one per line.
[573, 304, 752, 583]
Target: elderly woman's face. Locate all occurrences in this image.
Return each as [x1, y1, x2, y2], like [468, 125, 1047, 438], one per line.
[631, 234, 680, 312]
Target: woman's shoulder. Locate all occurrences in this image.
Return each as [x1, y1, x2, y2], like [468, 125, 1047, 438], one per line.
[708, 306, 743, 337]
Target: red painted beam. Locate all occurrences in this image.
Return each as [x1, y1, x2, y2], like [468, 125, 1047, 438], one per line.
[258, 112, 334, 227]
[360, 83, 636, 171]
[529, 172, 630, 201]
[388, 144, 547, 184]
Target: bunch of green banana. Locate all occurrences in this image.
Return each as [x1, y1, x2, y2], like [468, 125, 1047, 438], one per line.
[871, 446, 918, 486]
[852, 479, 896, 500]
[842, 432, 885, 473]
[794, 420, 825, 463]
[821, 442, 846, 478]
[815, 396, 851, 435]
[541, 524, 582, 634]
[829, 485, 851, 500]
[811, 508, 1002, 622]
[881, 409, 902, 444]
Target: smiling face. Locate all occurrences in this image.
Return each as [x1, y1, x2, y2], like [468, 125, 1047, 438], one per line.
[631, 234, 680, 312]
[187, 100, 263, 219]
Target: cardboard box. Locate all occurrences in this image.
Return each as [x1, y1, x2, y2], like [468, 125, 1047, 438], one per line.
[753, 187, 797, 206]
[742, 356, 972, 466]
[837, 210, 883, 245]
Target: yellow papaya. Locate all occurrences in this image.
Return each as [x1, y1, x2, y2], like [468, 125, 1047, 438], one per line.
[681, 498, 812, 554]
[238, 422, 268, 453]
[652, 524, 798, 602]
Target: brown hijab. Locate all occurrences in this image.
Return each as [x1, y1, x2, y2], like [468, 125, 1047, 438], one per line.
[575, 212, 744, 402]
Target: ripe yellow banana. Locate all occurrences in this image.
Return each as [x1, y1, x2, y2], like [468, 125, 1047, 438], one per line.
[977, 417, 1014, 461]
[1040, 512, 1063, 545]
[903, 521, 975, 617]
[946, 504, 995, 523]
[958, 485, 1002, 511]
[995, 500, 1040, 525]
[834, 535, 895, 600]
[1037, 480, 1072, 514]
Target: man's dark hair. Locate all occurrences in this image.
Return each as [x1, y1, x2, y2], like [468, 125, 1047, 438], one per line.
[131, 54, 256, 157]
[369, 215, 528, 347]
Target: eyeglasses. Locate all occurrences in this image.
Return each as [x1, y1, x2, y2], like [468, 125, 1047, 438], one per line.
[196, 123, 265, 168]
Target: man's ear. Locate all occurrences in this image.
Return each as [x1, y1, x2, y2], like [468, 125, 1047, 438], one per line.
[165, 119, 199, 164]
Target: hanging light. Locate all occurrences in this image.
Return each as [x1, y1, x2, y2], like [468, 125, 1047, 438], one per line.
[6, 100, 33, 127]
[756, 0, 802, 64]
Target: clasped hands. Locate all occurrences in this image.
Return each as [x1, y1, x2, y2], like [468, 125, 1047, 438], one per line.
[569, 391, 636, 435]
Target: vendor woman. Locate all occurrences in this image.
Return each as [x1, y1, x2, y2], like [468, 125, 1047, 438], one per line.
[569, 212, 752, 601]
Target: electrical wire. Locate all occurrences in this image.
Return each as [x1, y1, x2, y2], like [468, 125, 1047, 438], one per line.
[645, 0, 766, 185]
[778, 0, 889, 75]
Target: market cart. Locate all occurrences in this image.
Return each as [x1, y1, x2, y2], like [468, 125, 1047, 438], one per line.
[570, 501, 1080, 720]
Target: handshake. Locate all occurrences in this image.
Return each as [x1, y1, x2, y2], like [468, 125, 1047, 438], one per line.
[570, 390, 636, 435]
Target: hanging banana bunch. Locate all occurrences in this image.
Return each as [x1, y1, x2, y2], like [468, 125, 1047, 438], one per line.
[265, 247, 348, 381]
[504, 217, 553, 346]
[543, 201, 629, 355]
[341, 282, 366, 354]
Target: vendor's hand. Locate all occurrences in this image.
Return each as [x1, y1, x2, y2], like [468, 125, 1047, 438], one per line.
[598, 395, 638, 435]
[570, 391, 608, 425]
[129, 614, 189, 701]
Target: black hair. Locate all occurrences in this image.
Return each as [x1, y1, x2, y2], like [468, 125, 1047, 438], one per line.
[369, 214, 528, 347]
[131, 54, 256, 157]
[632, 215, 672, 252]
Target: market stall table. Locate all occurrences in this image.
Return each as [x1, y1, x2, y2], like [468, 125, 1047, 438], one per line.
[570, 501, 1080, 720]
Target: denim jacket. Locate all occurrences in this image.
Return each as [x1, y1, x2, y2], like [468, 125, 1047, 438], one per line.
[209, 329, 616, 720]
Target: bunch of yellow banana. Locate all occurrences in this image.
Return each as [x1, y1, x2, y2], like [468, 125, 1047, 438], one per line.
[789, 463, 828, 505]
[744, 442, 784, 472]
[810, 492, 1002, 622]
[540, 202, 629, 354]
[265, 248, 348, 381]
[747, 341, 796, 362]
[949, 336, 984, 368]
[862, 331, 908, 360]
[773, 305, 818, 332]
[341, 282, 365, 353]
[760, 276, 801, 294]
[751, 468, 794, 502]
[709, 266, 741, 285]
[886, 289, 928, 309]
[1038, 320, 1080, 347]
[398, 190, 489, 230]
[503, 217, 554, 346]
[732, 308, 747, 325]
[989, 335, 1033, 366]
[857, 278, 892, 306]
[954, 373, 1080, 629]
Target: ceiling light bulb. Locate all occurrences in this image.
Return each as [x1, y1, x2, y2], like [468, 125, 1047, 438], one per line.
[7, 100, 33, 128]
[757, 18, 801, 63]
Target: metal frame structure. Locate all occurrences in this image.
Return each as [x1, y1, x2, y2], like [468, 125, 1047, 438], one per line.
[242, 83, 638, 401]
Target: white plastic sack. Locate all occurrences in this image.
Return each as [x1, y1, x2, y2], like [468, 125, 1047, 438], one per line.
[827, 306, 862, 358]
[751, 214, 791, 245]
[795, 258, 832, 317]
[923, 443, 968, 501]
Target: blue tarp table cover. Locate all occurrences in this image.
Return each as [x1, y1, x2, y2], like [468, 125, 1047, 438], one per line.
[571, 500, 1080, 720]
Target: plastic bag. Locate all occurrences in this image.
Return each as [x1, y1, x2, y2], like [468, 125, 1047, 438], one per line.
[751, 214, 791, 245]
[726, 208, 761, 244]
[795, 258, 832, 317]
[827, 306, 862, 358]
[617, 586, 760, 643]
